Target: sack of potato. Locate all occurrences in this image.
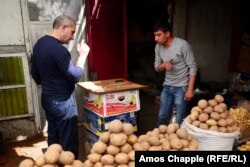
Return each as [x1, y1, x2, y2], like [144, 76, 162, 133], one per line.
[83, 119, 198, 167]
[18, 143, 84, 167]
[182, 94, 240, 151]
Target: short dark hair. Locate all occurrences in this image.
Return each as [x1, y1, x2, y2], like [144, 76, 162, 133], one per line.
[52, 15, 75, 29]
[153, 20, 172, 33]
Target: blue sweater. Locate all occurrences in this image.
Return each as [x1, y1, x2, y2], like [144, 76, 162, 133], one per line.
[31, 35, 83, 96]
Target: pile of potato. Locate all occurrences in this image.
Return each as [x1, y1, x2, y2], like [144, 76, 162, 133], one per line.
[18, 144, 84, 167]
[135, 123, 198, 151]
[186, 94, 238, 133]
[83, 119, 198, 167]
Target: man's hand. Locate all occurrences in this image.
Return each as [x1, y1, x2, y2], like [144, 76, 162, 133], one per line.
[164, 59, 173, 71]
[77, 40, 90, 57]
[184, 89, 194, 101]
[76, 40, 90, 69]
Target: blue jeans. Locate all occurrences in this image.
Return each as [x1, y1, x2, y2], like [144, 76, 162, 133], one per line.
[157, 85, 187, 126]
[41, 92, 79, 158]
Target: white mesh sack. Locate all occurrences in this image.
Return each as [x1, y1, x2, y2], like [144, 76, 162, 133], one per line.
[181, 119, 239, 150]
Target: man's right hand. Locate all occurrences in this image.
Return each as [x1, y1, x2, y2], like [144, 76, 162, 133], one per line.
[76, 40, 90, 69]
[77, 40, 90, 57]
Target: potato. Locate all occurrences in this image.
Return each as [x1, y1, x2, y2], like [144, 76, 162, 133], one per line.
[209, 125, 219, 131]
[99, 131, 110, 143]
[198, 99, 208, 109]
[180, 139, 189, 148]
[127, 134, 137, 144]
[218, 103, 227, 110]
[160, 137, 167, 144]
[151, 128, 160, 136]
[192, 106, 203, 113]
[44, 149, 60, 164]
[217, 119, 227, 127]
[214, 105, 224, 113]
[106, 145, 120, 155]
[47, 143, 63, 154]
[18, 159, 34, 167]
[210, 112, 221, 120]
[35, 155, 46, 166]
[148, 146, 162, 151]
[140, 141, 150, 150]
[162, 140, 171, 150]
[128, 150, 135, 161]
[189, 140, 198, 150]
[101, 154, 115, 165]
[58, 151, 75, 165]
[133, 143, 144, 151]
[83, 159, 94, 167]
[198, 113, 209, 122]
[117, 165, 128, 167]
[199, 123, 209, 130]
[192, 120, 201, 127]
[71, 160, 84, 167]
[108, 119, 123, 133]
[206, 119, 217, 126]
[203, 106, 213, 114]
[190, 110, 199, 121]
[186, 115, 192, 124]
[208, 99, 217, 107]
[128, 161, 135, 167]
[214, 94, 224, 103]
[158, 125, 168, 134]
[159, 134, 165, 139]
[227, 126, 234, 133]
[87, 153, 102, 163]
[115, 153, 129, 164]
[167, 123, 178, 134]
[168, 133, 178, 140]
[42, 165, 57, 167]
[170, 138, 183, 150]
[110, 133, 127, 146]
[93, 162, 103, 167]
[176, 128, 188, 140]
[148, 136, 160, 146]
[120, 143, 133, 153]
[137, 135, 148, 143]
[218, 127, 227, 133]
[91, 141, 107, 154]
[220, 111, 229, 119]
[123, 123, 134, 135]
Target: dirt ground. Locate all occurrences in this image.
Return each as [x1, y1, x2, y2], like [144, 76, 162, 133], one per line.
[0, 133, 48, 167]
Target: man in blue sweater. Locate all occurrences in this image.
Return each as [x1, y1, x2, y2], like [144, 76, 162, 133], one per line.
[31, 15, 90, 158]
[154, 21, 197, 126]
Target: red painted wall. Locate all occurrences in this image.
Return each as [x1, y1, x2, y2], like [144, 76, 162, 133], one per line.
[85, 0, 127, 80]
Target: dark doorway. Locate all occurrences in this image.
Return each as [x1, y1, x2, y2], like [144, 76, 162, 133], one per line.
[126, 0, 173, 134]
[126, 0, 173, 96]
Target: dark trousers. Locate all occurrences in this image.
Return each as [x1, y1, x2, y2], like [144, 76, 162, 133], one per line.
[41, 92, 79, 158]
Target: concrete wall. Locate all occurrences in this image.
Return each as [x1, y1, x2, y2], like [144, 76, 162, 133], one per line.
[174, 0, 234, 85]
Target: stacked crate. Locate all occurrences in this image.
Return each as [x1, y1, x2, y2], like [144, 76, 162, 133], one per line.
[77, 78, 145, 156]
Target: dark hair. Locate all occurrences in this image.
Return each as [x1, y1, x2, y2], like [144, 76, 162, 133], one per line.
[153, 20, 172, 33]
[52, 15, 75, 29]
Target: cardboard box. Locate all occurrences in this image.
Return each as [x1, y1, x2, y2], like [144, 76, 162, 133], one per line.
[78, 78, 146, 116]
[83, 108, 137, 135]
